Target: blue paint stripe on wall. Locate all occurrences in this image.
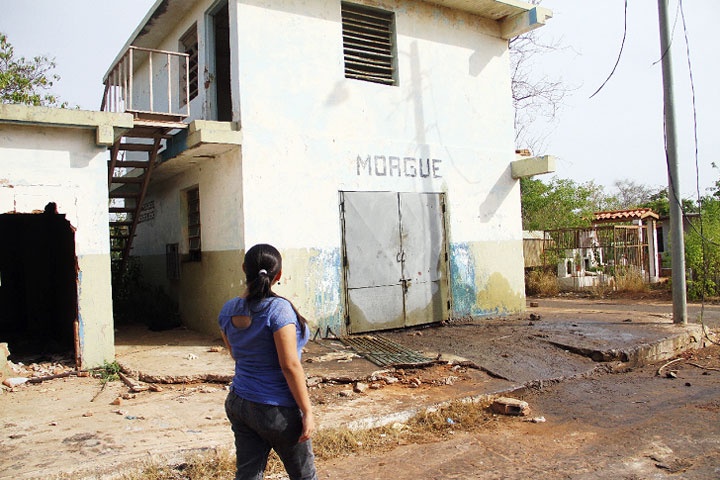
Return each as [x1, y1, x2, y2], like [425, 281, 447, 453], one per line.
[450, 242, 476, 316]
[308, 248, 344, 335]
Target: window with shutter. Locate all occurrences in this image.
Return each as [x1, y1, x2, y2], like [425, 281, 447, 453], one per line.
[180, 25, 199, 106]
[187, 187, 201, 261]
[342, 2, 397, 86]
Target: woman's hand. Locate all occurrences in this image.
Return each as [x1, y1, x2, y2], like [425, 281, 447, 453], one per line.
[299, 410, 315, 442]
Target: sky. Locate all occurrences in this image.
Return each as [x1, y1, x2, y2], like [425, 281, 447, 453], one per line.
[1, 0, 717, 199]
[527, 0, 718, 198]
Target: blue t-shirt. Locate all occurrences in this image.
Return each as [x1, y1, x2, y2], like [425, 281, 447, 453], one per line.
[218, 296, 309, 408]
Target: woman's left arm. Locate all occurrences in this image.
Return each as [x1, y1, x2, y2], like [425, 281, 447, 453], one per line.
[274, 324, 315, 442]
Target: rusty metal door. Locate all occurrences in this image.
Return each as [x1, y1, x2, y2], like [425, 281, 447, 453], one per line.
[341, 191, 448, 333]
[399, 193, 449, 327]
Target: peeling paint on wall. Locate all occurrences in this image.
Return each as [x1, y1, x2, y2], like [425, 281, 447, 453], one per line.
[450, 241, 525, 317]
[306, 247, 343, 335]
[476, 271, 524, 314]
[450, 242, 476, 316]
[281, 247, 343, 336]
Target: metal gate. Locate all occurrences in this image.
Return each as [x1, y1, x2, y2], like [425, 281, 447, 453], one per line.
[544, 225, 650, 276]
[340, 191, 449, 333]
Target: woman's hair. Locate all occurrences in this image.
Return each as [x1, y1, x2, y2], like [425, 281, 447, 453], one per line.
[244, 243, 308, 330]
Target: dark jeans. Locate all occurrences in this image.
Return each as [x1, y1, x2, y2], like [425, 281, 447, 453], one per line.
[225, 391, 317, 480]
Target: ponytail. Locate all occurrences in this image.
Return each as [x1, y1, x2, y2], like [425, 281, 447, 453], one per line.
[244, 244, 308, 331]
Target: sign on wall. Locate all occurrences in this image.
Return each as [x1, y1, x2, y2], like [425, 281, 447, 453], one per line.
[356, 154, 442, 178]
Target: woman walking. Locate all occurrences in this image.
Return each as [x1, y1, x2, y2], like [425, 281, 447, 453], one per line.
[219, 244, 317, 480]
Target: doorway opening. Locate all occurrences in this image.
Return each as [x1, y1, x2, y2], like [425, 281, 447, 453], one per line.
[0, 206, 78, 364]
[208, 1, 232, 121]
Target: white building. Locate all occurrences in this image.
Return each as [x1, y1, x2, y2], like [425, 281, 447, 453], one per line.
[103, 0, 554, 337]
[0, 105, 132, 368]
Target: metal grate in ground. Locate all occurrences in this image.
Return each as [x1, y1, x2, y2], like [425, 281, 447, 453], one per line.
[339, 334, 434, 367]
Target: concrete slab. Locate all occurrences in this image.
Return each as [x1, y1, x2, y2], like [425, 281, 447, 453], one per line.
[110, 297, 720, 431]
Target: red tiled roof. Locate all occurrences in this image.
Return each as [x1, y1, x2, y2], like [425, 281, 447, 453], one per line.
[593, 208, 659, 222]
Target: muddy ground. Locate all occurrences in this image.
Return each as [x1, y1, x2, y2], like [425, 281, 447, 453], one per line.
[322, 343, 720, 479]
[1, 295, 719, 479]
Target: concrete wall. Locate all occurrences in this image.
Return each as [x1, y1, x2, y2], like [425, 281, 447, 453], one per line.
[130, 0, 527, 335]
[128, 0, 236, 122]
[235, 0, 524, 329]
[0, 106, 126, 367]
[133, 147, 245, 335]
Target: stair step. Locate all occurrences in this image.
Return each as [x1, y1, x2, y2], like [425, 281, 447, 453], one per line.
[125, 126, 175, 138]
[109, 191, 141, 198]
[109, 160, 150, 168]
[117, 143, 155, 152]
[111, 176, 145, 184]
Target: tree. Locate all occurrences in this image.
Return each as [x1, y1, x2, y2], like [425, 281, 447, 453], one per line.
[613, 179, 662, 210]
[685, 164, 720, 300]
[685, 197, 720, 300]
[639, 188, 698, 218]
[509, 1, 570, 154]
[520, 176, 610, 231]
[710, 162, 720, 200]
[0, 32, 65, 107]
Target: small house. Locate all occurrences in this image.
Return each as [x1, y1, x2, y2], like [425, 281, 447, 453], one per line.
[0, 104, 132, 368]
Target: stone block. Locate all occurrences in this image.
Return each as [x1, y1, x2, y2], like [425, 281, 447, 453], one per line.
[491, 397, 531, 416]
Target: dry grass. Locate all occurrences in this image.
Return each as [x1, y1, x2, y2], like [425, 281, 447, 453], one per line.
[613, 267, 648, 294]
[525, 269, 559, 296]
[118, 449, 237, 480]
[118, 398, 498, 479]
[590, 274, 614, 297]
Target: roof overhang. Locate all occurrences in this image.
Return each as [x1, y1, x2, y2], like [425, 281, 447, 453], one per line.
[511, 154, 556, 179]
[105, 0, 552, 79]
[593, 209, 661, 224]
[0, 104, 133, 146]
[423, 0, 552, 38]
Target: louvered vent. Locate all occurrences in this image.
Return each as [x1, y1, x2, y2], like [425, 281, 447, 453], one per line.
[180, 25, 199, 106]
[342, 2, 396, 85]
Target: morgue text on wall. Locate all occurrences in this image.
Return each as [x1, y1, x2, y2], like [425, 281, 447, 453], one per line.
[356, 155, 442, 178]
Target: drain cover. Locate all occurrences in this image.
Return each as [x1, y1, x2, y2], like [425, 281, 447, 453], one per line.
[340, 334, 433, 367]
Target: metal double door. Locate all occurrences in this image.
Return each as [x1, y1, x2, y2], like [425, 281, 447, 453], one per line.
[341, 191, 449, 333]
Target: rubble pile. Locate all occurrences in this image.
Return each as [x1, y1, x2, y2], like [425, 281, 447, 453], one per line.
[1, 354, 78, 390]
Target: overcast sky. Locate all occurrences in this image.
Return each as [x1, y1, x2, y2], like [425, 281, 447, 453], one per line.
[528, 0, 718, 198]
[2, 0, 717, 198]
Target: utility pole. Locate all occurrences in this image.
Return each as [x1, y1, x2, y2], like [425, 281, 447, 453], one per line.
[657, 0, 687, 324]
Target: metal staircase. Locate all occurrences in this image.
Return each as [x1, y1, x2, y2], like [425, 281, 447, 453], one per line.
[102, 45, 192, 273]
[108, 124, 178, 272]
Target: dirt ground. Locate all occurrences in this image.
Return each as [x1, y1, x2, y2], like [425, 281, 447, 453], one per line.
[321, 343, 720, 479]
[1, 295, 719, 479]
[0, 359, 491, 479]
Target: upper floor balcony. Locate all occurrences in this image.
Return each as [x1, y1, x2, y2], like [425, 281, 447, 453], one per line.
[101, 46, 192, 129]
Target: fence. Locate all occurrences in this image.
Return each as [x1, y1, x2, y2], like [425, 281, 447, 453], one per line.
[101, 46, 190, 119]
[542, 225, 650, 279]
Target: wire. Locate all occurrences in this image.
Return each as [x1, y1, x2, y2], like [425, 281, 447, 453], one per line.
[677, 0, 718, 345]
[589, 0, 628, 99]
[653, 0, 681, 67]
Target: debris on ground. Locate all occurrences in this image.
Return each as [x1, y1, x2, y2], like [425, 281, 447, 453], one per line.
[491, 397, 531, 416]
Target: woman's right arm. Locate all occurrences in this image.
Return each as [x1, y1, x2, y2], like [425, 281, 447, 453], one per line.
[221, 330, 236, 360]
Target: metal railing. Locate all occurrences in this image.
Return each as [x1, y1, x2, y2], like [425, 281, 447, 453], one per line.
[543, 225, 650, 277]
[101, 46, 190, 118]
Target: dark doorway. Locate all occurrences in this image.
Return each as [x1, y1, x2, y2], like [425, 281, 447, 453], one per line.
[0, 207, 78, 362]
[211, 1, 232, 121]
